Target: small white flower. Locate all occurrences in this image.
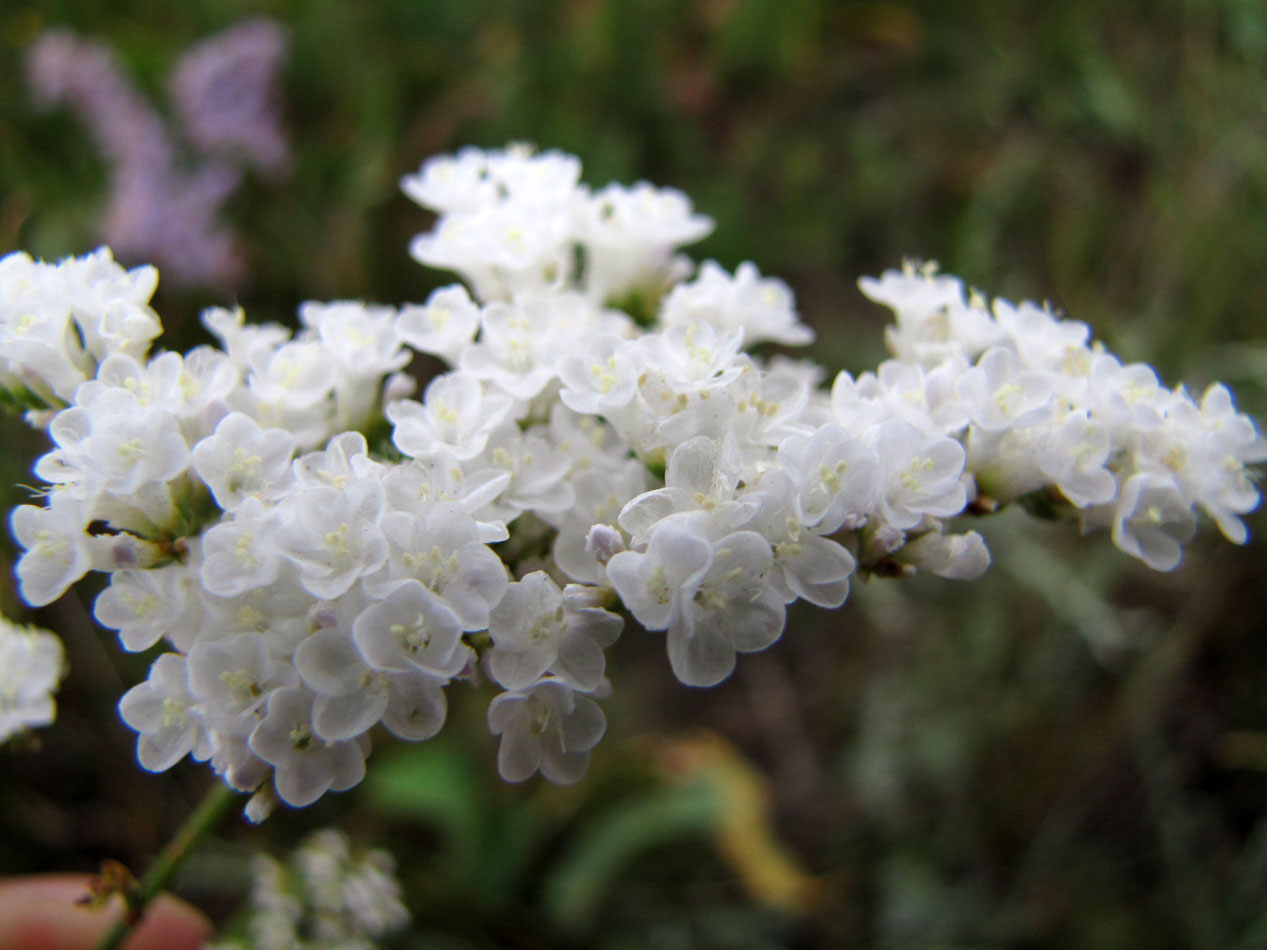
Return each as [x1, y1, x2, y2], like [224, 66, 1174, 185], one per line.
[192, 411, 296, 511]
[1111, 472, 1197, 571]
[187, 632, 296, 719]
[119, 653, 212, 772]
[618, 435, 756, 547]
[48, 388, 191, 495]
[557, 332, 642, 416]
[956, 346, 1053, 432]
[1036, 411, 1118, 508]
[351, 580, 471, 678]
[387, 371, 513, 461]
[11, 492, 92, 607]
[871, 419, 968, 530]
[749, 479, 856, 608]
[774, 423, 879, 534]
[273, 480, 388, 600]
[898, 529, 992, 580]
[373, 502, 509, 631]
[396, 284, 481, 364]
[577, 181, 713, 300]
[664, 530, 784, 687]
[200, 496, 287, 598]
[487, 572, 621, 691]
[94, 561, 198, 652]
[487, 678, 606, 784]
[659, 261, 813, 346]
[293, 626, 449, 743]
[248, 686, 367, 808]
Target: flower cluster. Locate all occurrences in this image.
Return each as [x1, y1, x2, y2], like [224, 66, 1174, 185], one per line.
[26, 20, 288, 288]
[0, 615, 64, 744]
[208, 828, 408, 950]
[851, 263, 1267, 570]
[5, 145, 1262, 814]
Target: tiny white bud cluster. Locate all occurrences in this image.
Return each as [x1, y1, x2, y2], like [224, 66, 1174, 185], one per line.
[0, 615, 65, 743]
[207, 827, 408, 950]
[5, 145, 1262, 810]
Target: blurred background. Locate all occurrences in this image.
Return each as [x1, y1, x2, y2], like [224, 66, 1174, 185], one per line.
[3, 1, 1267, 946]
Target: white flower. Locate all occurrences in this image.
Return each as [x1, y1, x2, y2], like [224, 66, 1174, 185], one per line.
[487, 678, 606, 784]
[557, 332, 642, 416]
[635, 322, 747, 396]
[119, 653, 212, 772]
[11, 492, 92, 607]
[460, 292, 615, 400]
[898, 529, 991, 580]
[609, 522, 784, 687]
[487, 572, 621, 691]
[380, 453, 511, 531]
[956, 346, 1053, 431]
[273, 480, 388, 600]
[188, 632, 296, 720]
[298, 300, 409, 429]
[1111, 472, 1197, 571]
[387, 371, 513, 461]
[291, 431, 379, 490]
[577, 181, 713, 300]
[192, 411, 296, 511]
[0, 247, 161, 405]
[225, 828, 408, 945]
[202, 305, 289, 375]
[550, 460, 650, 584]
[774, 423, 879, 533]
[401, 147, 499, 214]
[293, 626, 449, 743]
[94, 561, 198, 652]
[659, 261, 813, 346]
[872, 358, 970, 436]
[248, 686, 367, 808]
[246, 340, 336, 447]
[47, 388, 190, 495]
[664, 530, 784, 687]
[618, 436, 756, 547]
[749, 477, 856, 608]
[351, 579, 471, 678]
[0, 618, 64, 743]
[1035, 411, 1118, 508]
[396, 284, 481, 364]
[372, 502, 509, 631]
[406, 148, 585, 302]
[1187, 383, 1267, 544]
[476, 423, 576, 519]
[200, 496, 287, 598]
[870, 419, 968, 530]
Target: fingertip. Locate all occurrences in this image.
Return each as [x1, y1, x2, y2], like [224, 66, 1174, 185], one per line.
[0, 874, 212, 950]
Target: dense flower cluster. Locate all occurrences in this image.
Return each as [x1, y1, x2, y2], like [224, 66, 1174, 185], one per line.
[208, 828, 408, 950]
[4, 145, 1263, 814]
[26, 19, 288, 288]
[0, 615, 64, 744]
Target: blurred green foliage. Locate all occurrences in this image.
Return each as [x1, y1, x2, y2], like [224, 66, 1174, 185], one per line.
[3, 1, 1267, 947]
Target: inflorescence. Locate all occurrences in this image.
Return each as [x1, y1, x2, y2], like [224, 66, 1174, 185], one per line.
[3, 145, 1263, 816]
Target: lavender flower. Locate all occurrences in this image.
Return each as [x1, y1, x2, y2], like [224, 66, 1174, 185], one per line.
[25, 21, 289, 289]
[26, 30, 172, 172]
[169, 18, 290, 175]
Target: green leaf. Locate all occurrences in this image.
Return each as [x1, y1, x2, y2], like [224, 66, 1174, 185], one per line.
[543, 780, 719, 935]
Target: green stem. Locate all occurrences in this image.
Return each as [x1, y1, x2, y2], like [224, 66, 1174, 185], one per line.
[97, 781, 240, 950]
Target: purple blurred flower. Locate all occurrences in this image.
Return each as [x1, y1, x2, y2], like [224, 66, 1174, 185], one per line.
[25, 20, 290, 290]
[169, 18, 290, 176]
[27, 30, 172, 173]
